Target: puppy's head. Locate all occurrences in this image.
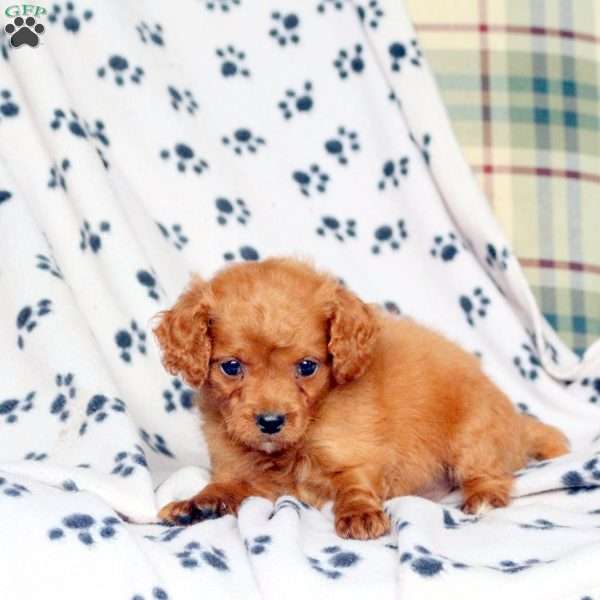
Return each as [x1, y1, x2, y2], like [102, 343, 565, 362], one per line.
[154, 258, 378, 453]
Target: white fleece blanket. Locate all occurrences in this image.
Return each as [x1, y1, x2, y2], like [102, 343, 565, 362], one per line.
[1, 1, 600, 599]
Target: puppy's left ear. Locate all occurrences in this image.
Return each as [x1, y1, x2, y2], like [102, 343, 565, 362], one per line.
[327, 285, 379, 385]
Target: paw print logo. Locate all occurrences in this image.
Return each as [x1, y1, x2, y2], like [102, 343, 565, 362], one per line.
[334, 44, 365, 79]
[163, 378, 194, 412]
[400, 546, 449, 577]
[0, 89, 19, 122]
[167, 86, 198, 114]
[316, 0, 344, 12]
[246, 535, 272, 555]
[97, 55, 144, 86]
[50, 109, 109, 146]
[48, 2, 93, 33]
[308, 546, 360, 579]
[202, 0, 240, 11]
[160, 143, 208, 174]
[378, 157, 409, 190]
[410, 132, 431, 165]
[36, 252, 63, 278]
[269, 11, 300, 46]
[581, 378, 600, 405]
[388, 39, 422, 71]
[115, 320, 147, 363]
[316, 216, 356, 242]
[215, 197, 251, 226]
[0, 477, 29, 497]
[4, 16, 44, 48]
[357, 0, 385, 29]
[513, 342, 542, 381]
[216, 45, 250, 78]
[140, 429, 175, 458]
[0, 391, 35, 424]
[48, 514, 120, 546]
[459, 287, 491, 327]
[156, 222, 188, 250]
[430, 232, 462, 262]
[16, 299, 52, 349]
[371, 221, 408, 254]
[136, 269, 162, 301]
[222, 128, 266, 155]
[136, 21, 163, 46]
[292, 164, 330, 196]
[79, 394, 126, 436]
[80, 220, 110, 253]
[112, 445, 148, 477]
[50, 372, 76, 422]
[48, 158, 71, 191]
[176, 541, 229, 570]
[485, 243, 509, 270]
[562, 462, 600, 495]
[278, 81, 313, 119]
[223, 246, 260, 263]
[324, 127, 360, 165]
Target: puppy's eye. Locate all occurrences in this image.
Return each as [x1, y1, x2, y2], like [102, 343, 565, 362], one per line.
[220, 359, 243, 377]
[296, 359, 319, 378]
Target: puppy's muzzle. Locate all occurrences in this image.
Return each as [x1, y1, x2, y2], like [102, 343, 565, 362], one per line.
[256, 413, 286, 435]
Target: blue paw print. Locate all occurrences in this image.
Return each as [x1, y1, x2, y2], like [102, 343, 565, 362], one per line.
[0, 477, 29, 497]
[442, 508, 478, 530]
[79, 394, 126, 436]
[581, 377, 600, 405]
[98, 55, 144, 86]
[269, 11, 300, 46]
[316, 0, 344, 12]
[168, 86, 198, 114]
[371, 220, 407, 254]
[378, 157, 409, 190]
[48, 513, 120, 545]
[0, 89, 19, 122]
[223, 246, 260, 263]
[140, 429, 175, 458]
[430, 232, 461, 262]
[216, 45, 250, 78]
[308, 546, 360, 579]
[112, 445, 148, 477]
[17, 299, 52, 349]
[160, 143, 208, 174]
[163, 378, 194, 412]
[0, 189, 12, 204]
[50, 372, 76, 422]
[48, 2, 93, 33]
[246, 535, 272, 555]
[115, 319, 147, 363]
[459, 287, 490, 327]
[222, 128, 265, 155]
[278, 81, 313, 119]
[25, 451, 47, 461]
[176, 541, 229, 571]
[144, 526, 186, 543]
[325, 126, 360, 165]
[50, 109, 109, 147]
[80, 219, 110, 253]
[202, 0, 240, 11]
[409, 131, 431, 165]
[137, 269, 161, 301]
[1, 30, 9, 61]
[316, 216, 356, 242]
[36, 252, 63, 278]
[215, 197, 251, 226]
[518, 518, 567, 531]
[131, 588, 169, 600]
[334, 44, 365, 79]
[292, 164, 330, 196]
[157, 222, 188, 250]
[388, 39, 422, 71]
[513, 342, 541, 381]
[357, 0, 385, 29]
[485, 243, 509, 270]
[48, 158, 70, 190]
[0, 391, 35, 424]
[136, 21, 163, 46]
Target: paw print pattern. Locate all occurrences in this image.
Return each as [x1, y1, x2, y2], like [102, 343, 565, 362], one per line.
[112, 445, 148, 477]
[216, 46, 250, 78]
[459, 287, 490, 326]
[513, 342, 542, 381]
[223, 246, 260, 262]
[50, 373, 76, 422]
[48, 514, 120, 546]
[136, 21, 163, 46]
[25, 451, 48, 461]
[0, 477, 29, 497]
[50, 109, 109, 146]
[137, 270, 161, 301]
[48, 158, 71, 191]
[139, 429, 175, 458]
[131, 588, 170, 600]
[442, 508, 478, 530]
[202, 0, 240, 11]
[144, 526, 186, 543]
[80, 220, 110, 253]
[0, 89, 19, 122]
[0, 189, 12, 204]
[378, 157, 409, 190]
[17, 299, 52, 349]
[115, 320, 147, 363]
[324, 127, 360, 165]
[1, 30, 10, 60]
[175, 541, 229, 570]
[98, 55, 144, 86]
[156, 222, 188, 250]
[222, 128, 265, 155]
[334, 44, 365, 79]
[278, 81, 313, 119]
[160, 143, 209, 174]
[388, 39, 422, 71]
[430, 232, 461, 262]
[246, 535, 272, 555]
[399, 546, 451, 577]
[410, 132, 431, 165]
[316, 216, 356, 242]
[371, 220, 407, 254]
[79, 394, 126, 436]
[168, 86, 198, 114]
[581, 378, 600, 405]
[0, 391, 35, 424]
[316, 0, 345, 12]
[485, 243, 509, 270]
[292, 164, 330, 196]
[519, 518, 568, 531]
[562, 456, 600, 495]
[356, 0, 385, 29]
[48, 2, 93, 33]
[269, 11, 301, 46]
[163, 378, 194, 412]
[308, 546, 360, 579]
[215, 197, 251, 226]
[4, 16, 45, 48]
[36, 253, 63, 278]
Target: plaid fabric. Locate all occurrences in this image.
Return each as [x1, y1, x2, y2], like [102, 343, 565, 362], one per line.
[406, 0, 600, 356]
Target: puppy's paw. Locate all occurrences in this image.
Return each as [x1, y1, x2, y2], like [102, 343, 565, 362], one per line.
[335, 508, 390, 540]
[461, 489, 509, 515]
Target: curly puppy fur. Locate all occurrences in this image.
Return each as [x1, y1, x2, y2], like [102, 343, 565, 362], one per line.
[155, 258, 568, 539]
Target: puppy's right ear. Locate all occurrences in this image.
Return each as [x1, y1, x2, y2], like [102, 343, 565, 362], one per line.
[154, 277, 212, 389]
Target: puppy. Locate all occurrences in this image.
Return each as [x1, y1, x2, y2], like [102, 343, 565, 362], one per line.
[154, 258, 568, 539]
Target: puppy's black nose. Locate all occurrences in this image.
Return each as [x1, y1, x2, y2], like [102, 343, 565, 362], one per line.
[256, 413, 286, 435]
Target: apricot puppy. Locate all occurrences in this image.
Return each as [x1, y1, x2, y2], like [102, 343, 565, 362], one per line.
[155, 258, 568, 539]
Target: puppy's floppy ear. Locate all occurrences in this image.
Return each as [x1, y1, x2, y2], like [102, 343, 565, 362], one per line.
[326, 285, 379, 385]
[154, 276, 212, 388]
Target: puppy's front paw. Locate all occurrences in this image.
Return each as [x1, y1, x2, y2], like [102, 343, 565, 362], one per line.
[461, 489, 509, 515]
[335, 508, 390, 540]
